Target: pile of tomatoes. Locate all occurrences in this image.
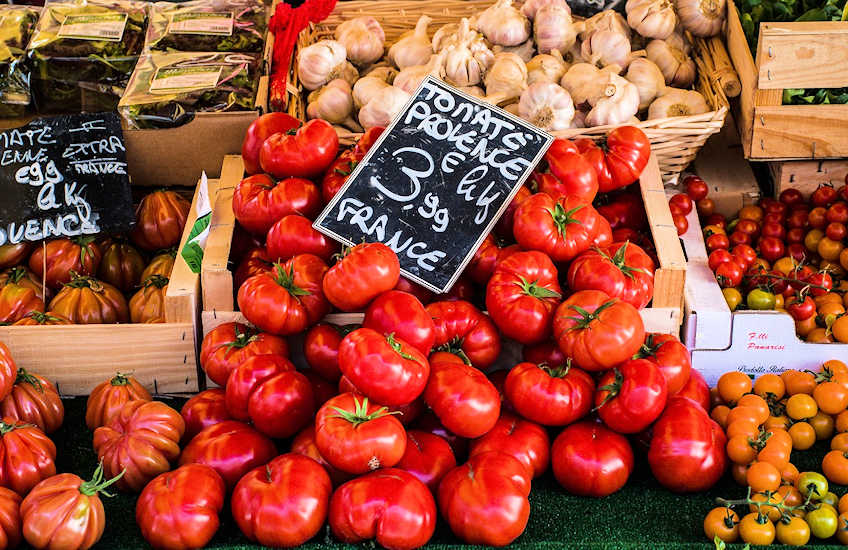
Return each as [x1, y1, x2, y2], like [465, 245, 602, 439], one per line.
[705, 361, 848, 545]
[0, 189, 190, 325]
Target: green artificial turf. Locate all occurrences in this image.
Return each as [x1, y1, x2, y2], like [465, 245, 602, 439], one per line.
[46, 397, 842, 550]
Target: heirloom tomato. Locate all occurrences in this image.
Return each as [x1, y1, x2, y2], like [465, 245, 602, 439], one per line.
[291, 424, 353, 487]
[466, 233, 521, 286]
[140, 250, 176, 282]
[131, 190, 190, 251]
[93, 400, 184, 492]
[129, 275, 169, 323]
[424, 360, 500, 438]
[0, 487, 19, 549]
[234, 247, 273, 290]
[29, 237, 101, 289]
[225, 355, 314, 438]
[180, 388, 230, 442]
[553, 290, 645, 371]
[304, 323, 357, 383]
[85, 373, 151, 430]
[338, 328, 429, 406]
[521, 340, 567, 367]
[179, 421, 277, 490]
[513, 193, 609, 262]
[504, 361, 594, 426]
[241, 112, 300, 174]
[0, 270, 43, 324]
[0, 418, 55, 495]
[633, 333, 692, 395]
[330, 469, 436, 550]
[551, 420, 634, 497]
[485, 251, 561, 345]
[542, 139, 598, 203]
[0, 267, 48, 304]
[567, 241, 655, 309]
[426, 300, 501, 369]
[363, 291, 435, 355]
[314, 393, 406, 474]
[469, 411, 550, 478]
[596, 192, 647, 231]
[438, 451, 530, 547]
[20, 464, 121, 550]
[97, 241, 144, 293]
[260, 119, 339, 179]
[0, 369, 63, 434]
[494, 185, 531, 239]
[321, 149, 357, 204]
[595, 359, 668, 434]
[575, 126, 651, 192]
[233, 174, 321, 235]
[0, 243, 29, 270]
[0, 346, 14, 406]
[232, 454, 331, 548]
[237, 255, 330, 336]
[396, 430, 456, 493]
[266, 214, 338, 263]
[323, 243, 400, 312]
[674, 369, 711, 411]
[413, 410, 467, 460]
[136, 464, 225, 550]
[49, 275, 129, 324]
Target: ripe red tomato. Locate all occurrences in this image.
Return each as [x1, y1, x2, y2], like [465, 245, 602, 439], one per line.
[675, 369, 710, 410]
[0, 487, 20, 549]
[233, 174, 321, 235]
[426, 300, 501, 369]
[806, 271, 833, 297]
[761, 222, 786, 241]
[551, 420, 634, 497]
[320, 149, 356, 204]
[715, 260, 744, 288]
[199, 322, 289, 387]
[304, 323, 355, 383]
[241, 112, 300, 175]
[780, 188, 804, 206]
[697, 198, 715, 217]
[396, 430, 456, 493]
[338, 328, 430, 406]
[180, 388, 230, 442]
[786, 209, 809, 229]
[179, 421, 277, 490]
[705, 213, 726, 228]
[786, 228, 806, 245]
[521, 340, 567, 366]
[330, 468, 436, 549]
[131, 190, 190, 251]
[136, 464, 225, 550]
[85, 373, 151, 430]
[0, 369, 63, 435]
[413, 410, 468, 460]
[260, 119, 339, 179]
[669, 193, 693, 215]
[504, 361, 594, 426]
[809, 207, 829, 229]
[314, 393, 406, 474]
[595, 359, 668, 434]
[735, 219, 761, 237]
[290, 424, 353, 487]
[469, 411, 550, 478]
[542, 139, 599, 203]
[787, 242, 807, 261]
[232, 454, 331, 548]
[485, 251, 561, 344]
[552, 290, 645, 372]
[466, 234, 519, 286]
[574, 126, 651, 192]
[673, 214, 689, 236]
[425, 360, 500, 438]
[684, 175, 709, 201]
[238, 255, 330, 335]
[266, 215, 339, 263]
[728, 231, 751, 247]
[826, 222, 847, 241]
[323, 243, 400, 312]
[513, 193, 609, 262]
[362, 290, 436, 355]
[29, 238, 101, 290]
[93, 400, 184, 492]
[827, 202, 848, 224]
[97, 241, 145, 294]
[705, 233, 730, 252]
[0, 418, 55, 495]
[225, 355, 314, 438]
[786, 294, 816, 321]
[301, 370, 337, 408]
[0, 272, 43, 326]
[634, 333, 692, 395]
[0, 243, 30, 270]
[438, 451, 531, 546]
[708, 249, 734, 271]
[494, 185, 531, 240]
[567, 241, 655, 309]
[394, 276, 434, 305]
[812, 184, 837, 207]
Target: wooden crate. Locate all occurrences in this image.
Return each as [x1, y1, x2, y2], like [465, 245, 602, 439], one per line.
[201, 154, 685, 337]
[727, 3, 848, 160]
[0, 179, 214, 396]
[768, 159, 848, 198]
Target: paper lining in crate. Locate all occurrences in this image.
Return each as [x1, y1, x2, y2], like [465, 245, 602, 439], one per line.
[285, 0, 730, 183]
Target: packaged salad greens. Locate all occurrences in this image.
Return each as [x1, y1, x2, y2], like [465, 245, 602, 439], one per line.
[0, 6, 39, 117]
[27, 0, 148, 113]
[119, 51, 260, 129]
[145, 0, 267, 54]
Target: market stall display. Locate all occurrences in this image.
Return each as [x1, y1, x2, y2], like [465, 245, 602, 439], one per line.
[0, 6, 39, 118]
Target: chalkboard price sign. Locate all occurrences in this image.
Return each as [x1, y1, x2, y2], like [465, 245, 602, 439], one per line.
[0, 112, 134, 246]
[314, 76, 552, 294]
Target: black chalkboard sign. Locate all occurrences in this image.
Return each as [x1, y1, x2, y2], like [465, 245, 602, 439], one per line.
[0, 112, 134, 246]
[314, 77, 552, 294]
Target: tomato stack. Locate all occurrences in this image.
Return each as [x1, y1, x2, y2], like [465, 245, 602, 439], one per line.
[0, 189, 190, 325]
[706, 360, 848, 546]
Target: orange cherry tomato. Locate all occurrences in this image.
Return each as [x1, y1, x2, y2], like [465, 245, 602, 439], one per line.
[781, 462, 800, 485]
[738, 513, 775, 546]
[726, 406, 763, 427]
[807, 328, 834, 343]
[776, 515, 811, 546]
[837, 512, 848, 544]
[717, 372, 753, 405]
[833, 315, 848, 344]
[776, 484, 803, 508]
[832, 432, 848, 452]
[786, 394, 819, 420]
[810, 412, 836, 440]
[765, 415, 791, 431]
[732, 462, 750, 486]
[727, 435, 757, 465]
[738, 394, 770, 425]
[782, 370, 816, 396]
[823, 450, 848, 485]
[749, 492, 782, 522]
[754, 373, 785, 400]
[739, 206, 764, 223]
[710, 405, 731, 429]
[838, 493, 848, 514]
[704, 507, 739, 543]
[727, 418, 761, 440]
[747, 461, 782, 493]
[789, 421, 817, 450]
[757, 429, 792, 469]
[814, 382, 848, 415]
[795, 316, 818, 338]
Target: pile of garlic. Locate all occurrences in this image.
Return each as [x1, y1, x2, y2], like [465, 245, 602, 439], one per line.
[297, 0, 722, 133]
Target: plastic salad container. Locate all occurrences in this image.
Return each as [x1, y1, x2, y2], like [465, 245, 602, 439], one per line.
[0, 6, 40, 117]
[145, 0, 266, 54]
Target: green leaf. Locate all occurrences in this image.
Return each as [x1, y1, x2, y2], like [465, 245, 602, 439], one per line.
[713, 535, 725, 550]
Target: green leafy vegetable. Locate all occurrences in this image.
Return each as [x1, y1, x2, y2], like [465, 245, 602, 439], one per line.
[0, 6, 39, 117]
[145, 0, 267, 54]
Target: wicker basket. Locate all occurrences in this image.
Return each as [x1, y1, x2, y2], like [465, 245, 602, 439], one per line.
[287, 0, 730, 182]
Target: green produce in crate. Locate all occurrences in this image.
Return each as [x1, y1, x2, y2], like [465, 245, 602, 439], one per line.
[26, 0, 148, 113]
[0, 6, 39, 117]
[145, 0, 267, 54]
[119, 50, 260, 129]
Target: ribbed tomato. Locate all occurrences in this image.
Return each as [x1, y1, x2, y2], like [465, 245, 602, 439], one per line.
[233, 174, 321, 235]
[396, 430, 457, 493]
[633, 333, 692, 395]
[0, 369, 63, 434]
[12, 311, 71, 326]
[0, 418, 55, 495]
[504, 361, 594, 426]
[199, 322, 289, 387]
[567, 241, 656, 309]
[574, 126, 651, 192]
[594, 359, 668, 434]
[468, 411, 550, 478]
[29, 237, 101, 289]
[97, 241, 145, 293]
[362, 290, 436, 356]
[266, 215, 338, 263]
[551, 420, 634, 497]
[140, 250, 176, 281]
[303, 323, 357, 383]
[85, 373, 152, 430]
[128, 275, 169, 323]
[49, 275, 129, 324]
[131, 190, 190, 251]
[0, 269, 43, 324]
[426, 300, 501, 370]
[424, 360, 500, 439]
[323, 243, 400, 312]
[0, 487, 20, 549]
[180, 389, 231, 442]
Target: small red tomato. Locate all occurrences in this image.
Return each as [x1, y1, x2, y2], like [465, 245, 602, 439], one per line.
[696, 198, 715, 217]
[761, 222, 786, 240]
[551, 420, 634, 497]
[787, 243, 807, 262]
[705, 233, 730, 253]
[764, 212, 786, 226]
[728, 231, 751, 247]
[826, 222, 847, 241]
[705, 213, 726, 228]
[812, 184, 838, 207]
[786, 209, 808, 229]
[758, 237, 786, 263]
[806, 271, 833, 297]
[785, 294, 816, 321]
[779, 188, 804, 206]
[731, 245, 758, 272]
[323, 243, 400, 312]
[362, 291, 436, 356]
[786, 228, 806, 244]
[673, 214, 688, 236]
[827, 202, 848, 224]
[735, 219, 760, 237]
[396, 430, 456, 493]
[424, 360, 500, 439]
[180, 389, 231, 442]
[715, 261, 743, 288]
[468, 411, 550, 479]
[809, 206, 829, 228]
[669, 194, 693, 215]
[708, 249, 734, 271]
[684, 175, 709, 201]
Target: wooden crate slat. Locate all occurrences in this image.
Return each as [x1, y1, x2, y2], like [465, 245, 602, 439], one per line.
[751, 104, 848, 159]
[757, 22, 848, 90]
[769, 159, 848, 197]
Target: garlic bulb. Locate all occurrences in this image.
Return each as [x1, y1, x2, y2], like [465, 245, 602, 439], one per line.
[518, 82, 575, 130]
[581, 30, 635, 69]
[626, 0, 677, 39]
[334, 17, 386, 66]
[443, 19, 495, 87]
[459, 86, 486, 98]
[625, 57, 666, 110]
[493, 39, 536, 62]
[561, 63, 621, 106]
[476, 0, 531, 47]
[484, 52, 528, 101]
[306, 79, 354, 124]
[527, 50, 569, 85]
[586, 72, 640, 126]
[646, 34, 696, 87]
[581, 10, 631, 41]
[534, 4, 577, 54]
[571, 110, 587, 128]
[388, 16, 433, 70]
[521, 0, 570, 19]
[353, 76, 391, 109]
[359, 86, 411, 129]
[648, 87, 709, 119]
[394, 52, 447, 94]
[298, 40, 348, 91]
[432, 23, 460, 52]
[504, 103, 521, 116]
[676, 0, 726, 37]
[363, 65, 398, 84]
